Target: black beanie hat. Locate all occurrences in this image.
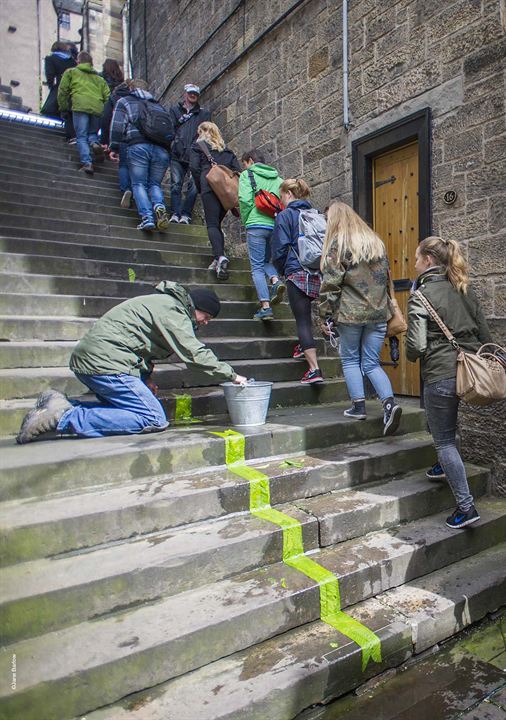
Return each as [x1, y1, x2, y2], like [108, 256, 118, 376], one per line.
[189, 288, 221, 317]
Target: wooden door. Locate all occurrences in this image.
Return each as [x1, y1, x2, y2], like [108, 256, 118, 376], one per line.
[373, 142, 420, 396]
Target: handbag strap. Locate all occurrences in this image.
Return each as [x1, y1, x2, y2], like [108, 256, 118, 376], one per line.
[414, 290, 462, 351]
[197, 139, 217, 166]
[247, 168, 258, 193]
[387, 268, 395, 299]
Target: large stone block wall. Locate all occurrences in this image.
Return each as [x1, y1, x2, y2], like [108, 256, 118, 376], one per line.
[131, 0, 506, 487]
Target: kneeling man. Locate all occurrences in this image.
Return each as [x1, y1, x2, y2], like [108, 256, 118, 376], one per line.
[17, 282, 246, 443]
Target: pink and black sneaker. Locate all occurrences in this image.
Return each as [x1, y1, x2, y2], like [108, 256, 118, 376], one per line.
[292, 343, 305, 360]
[301, 368, 324, 384]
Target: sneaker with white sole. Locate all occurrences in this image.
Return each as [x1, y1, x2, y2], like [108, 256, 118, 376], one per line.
[120, 190, 132, 208]
[446, 505, 480, 529]
[137, 217, 156, 231]
[383, 397, 402, 436]
[301, 368, 324, 384]
[426, 462, 446, 480]
[343, 400, 367, 419]
[254, 307, 274, 321]
[179, 215, 191, 225]
[292, 343, 305, 360]
[169, 214, 180, 223]
[208, 259, 218, 271]
[270, 280, 286, 305]
[154, 205, 170, 230]
[216, 256, 229, 280]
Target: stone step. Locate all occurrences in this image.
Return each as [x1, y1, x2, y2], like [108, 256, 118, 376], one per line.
[0, 375, 341, 436]
[0, 314, 298, 341]
[0, 178, 150, 208]
[84, 542, 506, 720]
[0, 466, 488, 644]
[0, 432, 435, 565]
[0, 403, 427, 501]
[0, 166, 156, 196]
[0, 499, 504, 720]
[0, 119, 66, 142]
[0, 149, 120, 178]
[0, 270, 257, 301]
[0, 357, 338, 400]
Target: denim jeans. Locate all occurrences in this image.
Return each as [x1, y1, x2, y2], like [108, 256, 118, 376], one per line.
[246, 227, 278, 302]
[72, 111, 100, 165]
[118, 142, 131, 193]
[127, 143, 170, 222]
[170, 159, 197, 217]
[57, 373, 168, 438]
[424, 377, 474, 511]
[337, 322, 393, 402]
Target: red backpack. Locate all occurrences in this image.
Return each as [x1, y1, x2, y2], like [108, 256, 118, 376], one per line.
[247, 169, 284, 218]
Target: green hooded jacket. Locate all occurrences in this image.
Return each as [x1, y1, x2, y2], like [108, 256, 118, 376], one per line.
[69, 281, 236, 381]
[238, 163, 283, 229]
[58, 63, 110, 116]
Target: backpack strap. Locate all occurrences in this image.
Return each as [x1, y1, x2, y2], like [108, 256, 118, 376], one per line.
[197, 139, 216, 166]
[247, 168, 258, 193]
[414, 290, 461, 351]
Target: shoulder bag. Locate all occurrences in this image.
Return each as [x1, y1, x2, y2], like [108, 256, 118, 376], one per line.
[414, 289, 506, 406]
[197, 140, 240, 211]
[386, 269, 408, 337]
[247, 169, 284, 217]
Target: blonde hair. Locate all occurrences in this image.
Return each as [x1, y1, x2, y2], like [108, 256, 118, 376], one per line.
[279, 178, 311, 199]
[321, 201, 386, 268]
[418, 236, 469, 293]
[197, 121, 225, 151]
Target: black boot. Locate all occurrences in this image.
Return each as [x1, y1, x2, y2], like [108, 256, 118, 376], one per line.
[343, 400, 366, 419]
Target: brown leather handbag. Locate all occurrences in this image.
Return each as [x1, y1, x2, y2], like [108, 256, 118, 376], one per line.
[197, 140, 240, 211]
[414, 290, 506, 406]
[386, 270, 408, 337]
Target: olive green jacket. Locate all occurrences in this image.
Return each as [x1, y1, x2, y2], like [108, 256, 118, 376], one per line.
[406, 268, 492, 384]
[70, 281, 236, 381]
[319, 250, 390, 325]
[58, 63, 110, 116]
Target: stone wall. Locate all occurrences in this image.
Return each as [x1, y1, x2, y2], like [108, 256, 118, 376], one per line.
[131, 0, 506, 488]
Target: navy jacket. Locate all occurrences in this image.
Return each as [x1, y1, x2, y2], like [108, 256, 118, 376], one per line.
[272, 200, 313, 277]
[169, 102, 211, 164]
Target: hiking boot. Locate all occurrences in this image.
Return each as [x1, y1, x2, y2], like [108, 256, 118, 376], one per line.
[154, 205, 170, 230]
[254, 307, 274, 321]
[216, 256, 229, 280]
[383, 397, 402, 436]
[137, 217, 156, 231]
[80, 163, 94, 175]
[270, 280, 286, 305]
[169, 213, 179, 223]
[179, 214, 191, 225]
[301, 368, 324, 384]
[292, 343, 305, 360]
[446, 505, 480, 529]
[426, 462, 446, 480]
[16, 395, 72, 444]
[120, 190, 132, 209]
[91, 143, 105, 162]
[36, 388, 68, 409]
[344, 400, 367, 419]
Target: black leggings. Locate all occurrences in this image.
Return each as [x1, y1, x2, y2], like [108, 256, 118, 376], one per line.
[201, 191, 226, 259]
[287, 280, 316, 350]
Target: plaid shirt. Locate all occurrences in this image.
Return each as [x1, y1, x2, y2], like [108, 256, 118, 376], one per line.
[109, 89, 169, 151]
[287, 271, 321, 299]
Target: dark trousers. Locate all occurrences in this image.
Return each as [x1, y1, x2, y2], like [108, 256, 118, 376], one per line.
[287, 280, 315, 350]
[201, 191, 226, 258]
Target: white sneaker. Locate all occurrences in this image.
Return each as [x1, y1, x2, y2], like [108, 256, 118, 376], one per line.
[120, 190, 132, 208]
[216, 255, 229, 280]
[169, 214, 179, 223]
[179, 215, 191, 224]
[208, 259, 218, 271]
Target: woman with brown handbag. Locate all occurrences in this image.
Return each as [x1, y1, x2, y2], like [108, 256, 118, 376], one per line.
[407, 236, 493, 529]
[189, 122, 241, 281]
[319, 201, 402, 435]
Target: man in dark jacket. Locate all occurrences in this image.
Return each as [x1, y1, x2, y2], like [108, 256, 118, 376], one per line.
[109, 80, 173, 231]
[100, 80, 133, 207]
[16, 283, 247, 444]
[41, 41, 76, 141]
[169, 83, 211, 224]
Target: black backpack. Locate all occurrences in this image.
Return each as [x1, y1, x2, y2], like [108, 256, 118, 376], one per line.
[136, 99, 173, 149]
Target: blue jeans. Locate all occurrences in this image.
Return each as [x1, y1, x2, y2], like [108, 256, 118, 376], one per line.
[337, 322, 393, 402]
[118, 142, 131, 193]
[57, 373, 169, 438]
[246, 227, 278, 302]
[424, 377, 474, 511]
[72, 111, 100, 165]
[127, 143, 170, 222]
[170, 159, 197, 217]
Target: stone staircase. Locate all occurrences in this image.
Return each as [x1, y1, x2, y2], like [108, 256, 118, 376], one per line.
[0, 118, 504, 720]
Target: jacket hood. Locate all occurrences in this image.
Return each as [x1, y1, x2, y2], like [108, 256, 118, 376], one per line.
[287, 199, 312, 210]
[154, 281, 194, 314]
[76, 63, 98, 74]
[250, 163, 280, 180]
[131, 88, 154, 101]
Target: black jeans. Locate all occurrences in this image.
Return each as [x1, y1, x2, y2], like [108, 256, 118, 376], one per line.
[287, 280, 315, 350]
[201, 191, 226, 259]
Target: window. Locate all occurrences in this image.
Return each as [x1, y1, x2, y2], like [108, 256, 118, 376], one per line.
[59, 11, 70, 30]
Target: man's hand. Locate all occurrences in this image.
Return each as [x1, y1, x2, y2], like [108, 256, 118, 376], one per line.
[109, 150, 119, 161]
[232, 374, 248, 386]
[145, 378, 159, 396]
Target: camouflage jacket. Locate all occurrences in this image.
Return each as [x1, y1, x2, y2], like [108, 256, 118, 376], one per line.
[319, 250, 390, 325]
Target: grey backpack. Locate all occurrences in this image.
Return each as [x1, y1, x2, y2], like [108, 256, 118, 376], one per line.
[296, 208, 327, 271]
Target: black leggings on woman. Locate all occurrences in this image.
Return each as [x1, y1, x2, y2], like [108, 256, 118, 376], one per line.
[287, 280, 316, 350]
[201, 191, 226, 259]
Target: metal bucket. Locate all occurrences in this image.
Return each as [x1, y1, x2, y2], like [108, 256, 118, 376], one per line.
[221, 381, 273, 427]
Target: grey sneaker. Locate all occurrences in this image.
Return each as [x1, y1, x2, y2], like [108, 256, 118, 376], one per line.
[216, 255, 229, 280]
[36, 389, 68, 409]
[16, 395, 72, 444]
[179, 215, 191, 224]
[169, 213, 180, 223]
[120, 190, 132, 208]
[270, 280, 286, 306]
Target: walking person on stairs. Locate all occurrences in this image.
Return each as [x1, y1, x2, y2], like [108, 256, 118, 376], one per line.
[16, 283, 247, 444]
[57, 51, 110, 175]
[239, 149, 285, 321]
[109, 80, 173, 232]
[407, 236, 493, 529]
[271, 179, 324, 384]
[319, 201, 402, 435]
[190, 122, 242, 281]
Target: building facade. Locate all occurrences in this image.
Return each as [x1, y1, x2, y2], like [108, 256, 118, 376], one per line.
[134, 0, 506, 484]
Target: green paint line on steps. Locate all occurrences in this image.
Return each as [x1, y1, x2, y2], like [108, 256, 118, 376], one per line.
[210, 428, 382, 671]
[174, 394, 201, 425]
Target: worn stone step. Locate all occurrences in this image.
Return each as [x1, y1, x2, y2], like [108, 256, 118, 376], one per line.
[0, 179, 147, 208]
[0, 375, 342, 436]
[0, 403, 427, 501]
[0, 119, 66, 142]
[84, 542, 506, 720]
[0, 151, 120, 178]
[0, 432, 435, 565]
[0, 357, 338, 400]
[0, 500, 504, 720]
[0, 141, 120, 171]
[2, 466, 486, 644]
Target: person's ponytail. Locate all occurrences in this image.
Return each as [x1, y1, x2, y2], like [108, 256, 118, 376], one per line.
[418, 236, 469, 293]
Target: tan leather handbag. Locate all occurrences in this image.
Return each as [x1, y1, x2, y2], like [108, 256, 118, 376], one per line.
[414, 290, 506, 406]
[197, 140, 240, 211]
[386, 270, 408, 337]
